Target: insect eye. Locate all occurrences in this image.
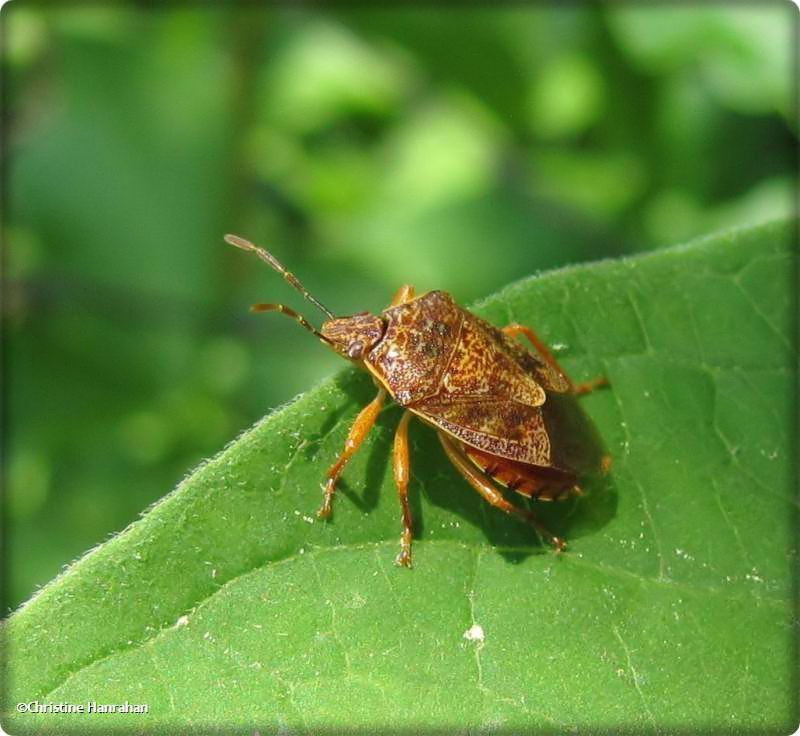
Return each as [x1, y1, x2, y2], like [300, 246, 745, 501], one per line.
[347, 341, 365, 359]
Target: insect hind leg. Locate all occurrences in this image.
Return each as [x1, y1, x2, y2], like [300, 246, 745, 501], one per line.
[438, 433, 566, 552]
[502, 323, 608, 396]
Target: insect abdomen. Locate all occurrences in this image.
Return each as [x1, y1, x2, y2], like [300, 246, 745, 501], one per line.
[463, 445, 577, 501]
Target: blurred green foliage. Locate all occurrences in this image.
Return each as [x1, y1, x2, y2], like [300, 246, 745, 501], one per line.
[3, 4, 795, 610]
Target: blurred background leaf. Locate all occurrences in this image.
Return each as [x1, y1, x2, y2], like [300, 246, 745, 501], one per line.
[2, 3, 796, 610]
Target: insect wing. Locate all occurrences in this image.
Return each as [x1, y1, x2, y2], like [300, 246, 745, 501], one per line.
[413, 398, 552, 467]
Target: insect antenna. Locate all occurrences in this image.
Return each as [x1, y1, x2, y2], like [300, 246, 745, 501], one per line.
[249, 303, 333, 345]
[224, 234, 335, 319]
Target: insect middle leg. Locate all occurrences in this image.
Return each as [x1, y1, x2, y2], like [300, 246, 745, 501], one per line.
[392, 411, 414, 567]
[319, 388, 386, 519]
[502, 323, 608, 395]
[438, 432, 566, 551]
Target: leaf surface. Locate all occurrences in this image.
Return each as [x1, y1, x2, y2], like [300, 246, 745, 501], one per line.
[3, 221, 797, 734]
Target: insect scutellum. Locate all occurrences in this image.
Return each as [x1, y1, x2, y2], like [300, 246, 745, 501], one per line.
[224, 234, 386, 361]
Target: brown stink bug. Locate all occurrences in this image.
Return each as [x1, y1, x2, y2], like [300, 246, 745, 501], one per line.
[226, 234, 609, 567]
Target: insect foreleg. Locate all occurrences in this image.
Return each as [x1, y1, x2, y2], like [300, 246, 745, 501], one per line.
[392, 411, 414, 567]
[389, 284, 416, 307]
[319, 388, 387, 519]
[502, 323, 608, 395]
[438, 433, 566, 552]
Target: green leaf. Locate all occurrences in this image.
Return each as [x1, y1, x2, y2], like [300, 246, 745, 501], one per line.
[3, 220, 796, 734]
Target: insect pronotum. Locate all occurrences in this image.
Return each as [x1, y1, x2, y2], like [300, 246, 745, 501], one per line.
[226, 234, 609, 567]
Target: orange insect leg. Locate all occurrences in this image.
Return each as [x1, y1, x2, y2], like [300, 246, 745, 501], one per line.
[390, 284, 416, 307]
[502, 323, 608, 395]
[392, 411, 414, 567]
[438, 433, 566, 552]
[319, 388, 386, 519]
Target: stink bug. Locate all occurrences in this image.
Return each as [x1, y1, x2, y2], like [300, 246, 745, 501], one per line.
[226, 234, 608, 567]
